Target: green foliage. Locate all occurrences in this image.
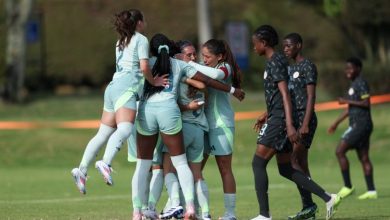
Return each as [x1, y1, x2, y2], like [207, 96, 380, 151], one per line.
[1, 0, 388, 97]
[323, 0, 344, 17]
[318, 61, 390, 98]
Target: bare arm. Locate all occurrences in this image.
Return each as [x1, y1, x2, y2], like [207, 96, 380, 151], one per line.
[299, 84, 316, 135]
[188, 61, 225, 80]
[140, 59, 168, 87]
[278, 81, 297, 143]
[253, 111, 268, 133]
[185, 78, 206, 90]
[191, 71, 245, 101]
[328, 108, 349, 134]
[339, 97, 370, 108]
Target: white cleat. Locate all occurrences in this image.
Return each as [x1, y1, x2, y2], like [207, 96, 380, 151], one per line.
[95, 160, 113, 185]
[71, 168, 87, 194]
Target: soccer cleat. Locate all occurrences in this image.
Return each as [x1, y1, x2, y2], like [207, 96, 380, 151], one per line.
[71, 168, 87, 194]
[159, 205, 184, 219]
[218, 213, 237, 220]
[202, 214, 212, 220]
[95, 160, 113, 185]
[133, 211, 143, 220]
[143, 208, 159, 220]
[287, 203, 318, 220]
[358, 191, 378, 200]
[250, 214, 272, 220]
[326, 194, 341, 220]
[337, 186, 355, 199]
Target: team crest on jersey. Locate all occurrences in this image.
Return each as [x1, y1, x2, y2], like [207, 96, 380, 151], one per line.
[348, 88, 354, 95]
[263, 71, 268, 79]
[293, 71, 300, 78]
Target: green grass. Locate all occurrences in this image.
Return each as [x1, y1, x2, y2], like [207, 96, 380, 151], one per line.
[1, 93, 390, 219]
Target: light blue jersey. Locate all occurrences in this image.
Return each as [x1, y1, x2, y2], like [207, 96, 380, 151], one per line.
[113, 32, 149, 88]
[103, 32, 149, 112]
[204, 62, 235, 129]
[178, 80, 209, 131]
[143, 57, 197, 102]
[136, 58, 197, 135]
[189, 61, 235, 155]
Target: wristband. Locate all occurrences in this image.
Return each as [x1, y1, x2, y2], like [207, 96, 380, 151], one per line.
[230, 87, 235, 94]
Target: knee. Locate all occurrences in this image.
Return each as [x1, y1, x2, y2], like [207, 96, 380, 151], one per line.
[116, 122, 133, 138]
[278, 163, 293, 179]
[335, 148, 345, 158]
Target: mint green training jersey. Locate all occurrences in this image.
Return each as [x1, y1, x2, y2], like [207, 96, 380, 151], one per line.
[178, 80, 209, 132]
[143, 57, 197, 102]
[205, 62, 235, 129]
[113, 32, 149, 89]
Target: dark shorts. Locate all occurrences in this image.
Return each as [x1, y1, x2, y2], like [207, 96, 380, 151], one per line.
[342, 123, 373, 149]
[295, 111, 317, 149]
[257, 122, 291, 153]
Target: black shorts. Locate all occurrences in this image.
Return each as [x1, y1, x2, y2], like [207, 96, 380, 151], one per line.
[257, 122, 291, 153]
[295, 111, 317, 149]
[342, 123, 373, 149]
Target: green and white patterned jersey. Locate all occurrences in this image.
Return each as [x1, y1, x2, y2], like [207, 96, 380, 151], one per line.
[145, 57, 197, 102]
[113, 32, 149, 89]
[178, 80, 209, 131]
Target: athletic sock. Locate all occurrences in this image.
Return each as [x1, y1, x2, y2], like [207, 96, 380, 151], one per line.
[148, 168, 163, 209]
[278, 162, 331, 202]
[297, 185, 315, 209]
[252, 154, 270, 218]
[196, 180, 210, 215]
[224, 193, 236, 216]
[364, 174, 375, 191]
[165, 172, 181, 207]
[341, 169, 352, 188]
[132, 159, 153, 211]
[171, 154, 194, 206]
[79, 124, 115, 174]
[102, 122, 133, 165]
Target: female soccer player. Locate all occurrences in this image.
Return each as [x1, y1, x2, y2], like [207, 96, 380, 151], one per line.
[131, 33, 244, 220]
[328, 57, 376, 200]
[283, 33, 319, 220]
[187, 39, 242, 220]
[251, 25, 340, 220]
[71, 9, 167, 195]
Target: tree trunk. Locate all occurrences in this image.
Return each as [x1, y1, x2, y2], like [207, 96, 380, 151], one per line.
[4, 0, 33, 102]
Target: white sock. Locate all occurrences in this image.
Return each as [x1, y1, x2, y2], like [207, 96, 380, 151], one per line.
[196, 180, 210, 215]
[165, 172, 181, 207]
[143, 171, 152, 210]
[79, 124, 115, 174]
[102, 122, 133, 165]
[224, 193, 236, 216]
[148, 169, 163, 210]
[171, 154, 194, 206]
[132, 159, 152, 211]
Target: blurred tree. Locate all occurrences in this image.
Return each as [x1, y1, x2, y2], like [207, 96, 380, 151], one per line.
[3, 0, 33, 102]
[301, 0, 390, 64]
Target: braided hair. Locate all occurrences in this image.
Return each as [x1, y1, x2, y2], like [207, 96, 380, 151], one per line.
[114, 9, 143, 51]
[203, 39, 242, 89]
[253, 25, 279, 47]
[142, 33, 175, 100]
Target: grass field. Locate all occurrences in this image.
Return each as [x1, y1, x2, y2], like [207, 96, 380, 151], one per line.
[1, 92, 390, 220]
